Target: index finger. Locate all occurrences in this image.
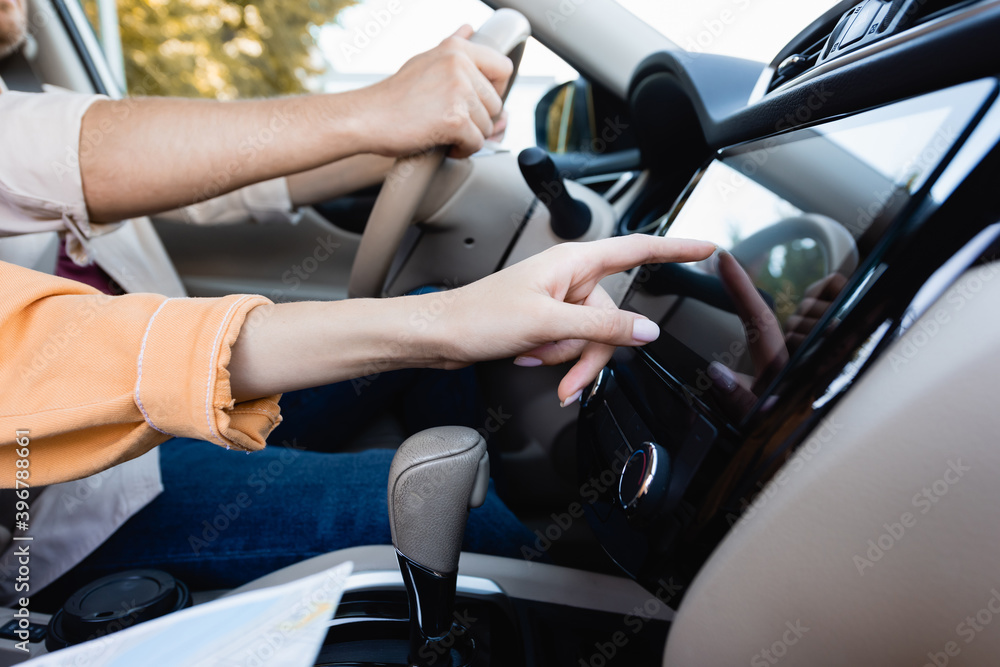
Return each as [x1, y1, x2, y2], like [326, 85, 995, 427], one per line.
[574, 235, 717, 283]
[558, 236, 715, 303]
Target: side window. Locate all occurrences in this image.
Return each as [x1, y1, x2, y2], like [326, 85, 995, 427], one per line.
[77, 0, 578, 152]
[78, 0, 356, 99]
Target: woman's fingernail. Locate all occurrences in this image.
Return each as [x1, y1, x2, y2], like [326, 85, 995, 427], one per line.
[708, 361, 737, 393]
[560, 389, 583, 408]
[632, 318, 660, 343]
[514, 355, 543, 367]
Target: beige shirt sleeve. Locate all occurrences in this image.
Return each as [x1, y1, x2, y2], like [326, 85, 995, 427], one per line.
[0, 90, 117, 253]
[0, 90, 298, 266]
[156, 176, 301, 226]
[0, 262, 282, 486]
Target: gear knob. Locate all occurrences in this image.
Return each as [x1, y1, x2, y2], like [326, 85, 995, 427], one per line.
[387, 426, 490, 665]
[388, 426, 489, 572]
[518, 147, 592, 240]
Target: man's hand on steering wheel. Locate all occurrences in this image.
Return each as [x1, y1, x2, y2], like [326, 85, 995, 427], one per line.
[348, 13, 528, 299]
[353, 25, 514, 159]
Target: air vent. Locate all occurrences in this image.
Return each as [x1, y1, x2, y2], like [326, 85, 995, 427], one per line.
[764, 2, 848, 94]
[766, 35, 828, 92]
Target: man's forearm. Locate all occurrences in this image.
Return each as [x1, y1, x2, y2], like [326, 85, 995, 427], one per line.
[80, 29, 511, 223]
[81, 94, 368, 222]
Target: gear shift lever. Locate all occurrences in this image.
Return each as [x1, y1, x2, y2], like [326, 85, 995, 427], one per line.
[388, 426, 490, 666]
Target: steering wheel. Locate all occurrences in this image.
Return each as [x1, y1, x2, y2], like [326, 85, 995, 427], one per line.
[348, 9, 531, 298]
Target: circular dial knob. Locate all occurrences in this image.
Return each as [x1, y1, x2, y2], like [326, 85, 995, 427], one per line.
[618, 441, 670, 520]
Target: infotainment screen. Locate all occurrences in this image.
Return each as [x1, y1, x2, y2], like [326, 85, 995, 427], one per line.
[622, 79, 996, 423]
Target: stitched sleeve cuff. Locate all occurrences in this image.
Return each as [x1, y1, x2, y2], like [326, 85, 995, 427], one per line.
[134, 294, 281, 450]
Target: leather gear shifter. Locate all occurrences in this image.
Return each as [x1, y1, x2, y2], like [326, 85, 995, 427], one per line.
[388, 426, 490, 666]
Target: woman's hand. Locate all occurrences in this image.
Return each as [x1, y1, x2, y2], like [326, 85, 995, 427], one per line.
[425, 236, 717, 405]
[230, 235, 715, 405]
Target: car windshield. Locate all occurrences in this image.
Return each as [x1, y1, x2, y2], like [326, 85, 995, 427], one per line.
[617, 0, 844, 63]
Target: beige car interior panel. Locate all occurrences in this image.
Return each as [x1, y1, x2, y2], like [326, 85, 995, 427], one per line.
[501, 178, 617, 268]
[385, 149, 536, 296]
[386, 149, 617, 295]
[664, 261, 1000, 666]
[229, 544, 673, 622]
[492, 0, 670, 100]
[154, 207, 362, 301]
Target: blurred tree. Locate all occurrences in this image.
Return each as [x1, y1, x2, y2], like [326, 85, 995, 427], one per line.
[81, 0, 355, 99]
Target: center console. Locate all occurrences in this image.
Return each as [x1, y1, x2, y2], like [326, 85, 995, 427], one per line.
[229, 546, 672, 667]
[578, 77, 1000, 596]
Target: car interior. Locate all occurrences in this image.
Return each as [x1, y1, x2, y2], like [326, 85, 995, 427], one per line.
[2, 0, 1000, 664]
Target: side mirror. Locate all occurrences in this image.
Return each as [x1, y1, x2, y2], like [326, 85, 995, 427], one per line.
[534, 79, 596, 154]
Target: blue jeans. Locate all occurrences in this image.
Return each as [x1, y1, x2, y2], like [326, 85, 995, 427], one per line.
[266, 366, 485, 452]
[37, 370, 534, 606]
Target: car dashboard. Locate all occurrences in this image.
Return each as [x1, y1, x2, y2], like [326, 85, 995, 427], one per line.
[577, 0, 1000, 600]
[5, 1, 999, 665]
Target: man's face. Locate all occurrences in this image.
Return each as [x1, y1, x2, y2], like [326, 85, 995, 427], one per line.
[0, 0, 27, 60]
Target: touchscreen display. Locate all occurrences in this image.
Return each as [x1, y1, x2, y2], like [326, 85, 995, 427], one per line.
[623, 79, 995, 423]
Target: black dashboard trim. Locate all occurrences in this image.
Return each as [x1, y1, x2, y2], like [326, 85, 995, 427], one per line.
[628, 2, 1000, 152]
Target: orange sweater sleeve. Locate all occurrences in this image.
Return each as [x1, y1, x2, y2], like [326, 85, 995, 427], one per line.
[0, 261, 281, 486]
